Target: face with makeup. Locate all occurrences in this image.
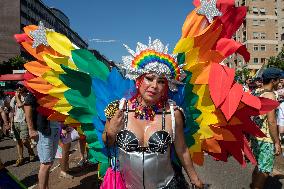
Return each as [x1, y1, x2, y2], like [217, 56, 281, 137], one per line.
[137, 73, 168, 105]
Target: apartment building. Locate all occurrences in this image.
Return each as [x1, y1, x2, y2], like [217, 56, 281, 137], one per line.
[226, 0, 284, 71]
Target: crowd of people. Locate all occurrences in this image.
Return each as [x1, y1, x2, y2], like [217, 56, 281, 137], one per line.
[0, 67, 284, 189]
[240, 67, 284, 189]
[0, 66, 283, 189]
[0, 82, 88, 189]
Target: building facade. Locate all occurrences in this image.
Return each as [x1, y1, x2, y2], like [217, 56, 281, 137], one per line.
[226, 0, 284, 71]
[0, 0, 88, 63]
[276, 0, 284, 52]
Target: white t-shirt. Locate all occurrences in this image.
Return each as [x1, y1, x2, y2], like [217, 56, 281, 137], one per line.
[10, 96, 26, 123]
[277, 102, 284, 127]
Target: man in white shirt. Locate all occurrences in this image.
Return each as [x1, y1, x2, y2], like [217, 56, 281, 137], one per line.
[10, 83, 35, 166]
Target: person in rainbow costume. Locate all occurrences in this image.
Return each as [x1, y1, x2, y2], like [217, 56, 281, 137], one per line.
[14, 0, 280, 188]
[102, 38, 203, 188]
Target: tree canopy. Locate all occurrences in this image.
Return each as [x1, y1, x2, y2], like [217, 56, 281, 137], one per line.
[0, 56, 26, 74]
[267, 48, 284, 70]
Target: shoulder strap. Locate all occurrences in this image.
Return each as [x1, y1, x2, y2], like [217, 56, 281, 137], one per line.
[168, 100, 176, 141]
[122, 99, 128, 130]
[162, 103, 166, 130]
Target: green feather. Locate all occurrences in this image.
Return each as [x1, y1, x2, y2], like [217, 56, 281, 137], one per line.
[64, 89, 96, 115]
[177, 53, 186, 65]
[80, 124, 108, 163]
[98, 162, 110, 178]
[88, 148, 108, 163]
[71, 49, 109, 80]
[60, 65, 92, 97]
[68, 107, 94, 124]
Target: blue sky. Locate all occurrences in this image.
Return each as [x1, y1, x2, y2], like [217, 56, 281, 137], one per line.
[43, 0, 194, 62]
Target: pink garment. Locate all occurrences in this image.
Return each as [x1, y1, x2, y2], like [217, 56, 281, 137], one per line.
[100, 168, 127, 189]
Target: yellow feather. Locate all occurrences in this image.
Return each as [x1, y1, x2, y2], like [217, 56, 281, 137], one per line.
[46, 31, 75, 57]
[173, 36, 194, 54]
[53, 98, 72, 115]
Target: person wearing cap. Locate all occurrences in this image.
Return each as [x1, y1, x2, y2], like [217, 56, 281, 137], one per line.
[10, 82, 35, 166]
[251, 67, 282, 189]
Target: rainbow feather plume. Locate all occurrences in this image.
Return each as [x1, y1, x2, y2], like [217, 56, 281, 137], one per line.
[173, 0, 279, 166]
[15, 26, 134, 177]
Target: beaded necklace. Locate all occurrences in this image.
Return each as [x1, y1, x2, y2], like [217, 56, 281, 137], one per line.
[132, 99, 162, 121]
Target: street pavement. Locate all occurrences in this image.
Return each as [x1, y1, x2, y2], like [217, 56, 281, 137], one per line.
[1, 137, 283, 189]
[194, 155, 284, 189]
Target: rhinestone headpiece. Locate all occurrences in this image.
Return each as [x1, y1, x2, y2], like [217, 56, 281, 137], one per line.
[116, 37, 186, 91]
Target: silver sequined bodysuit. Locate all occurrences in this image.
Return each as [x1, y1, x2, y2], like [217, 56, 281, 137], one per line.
[116, 100, 176, 189]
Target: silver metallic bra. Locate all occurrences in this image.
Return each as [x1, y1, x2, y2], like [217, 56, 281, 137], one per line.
[116, 100, 174, 153]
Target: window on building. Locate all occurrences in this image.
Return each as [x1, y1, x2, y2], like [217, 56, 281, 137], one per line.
[259, 20, 266, 26]
[252, 7, 259, 14]
[253, 45, 259, 51]
[276, 45, 279, 52]
[253, 32, 259, 39]
[276, 33, 279, 39]
[253, 19, 259, 26]
[260, 33, 266, 39]
[260, 8, 266, 15]
[253, 58, 259, 64]
[260, 58, 266, 63]
[260, 45, 266, 51]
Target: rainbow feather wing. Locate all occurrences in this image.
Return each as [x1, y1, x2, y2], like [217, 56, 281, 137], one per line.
[0, 168, 27, 189]
[15, 26, 134, 176]
[174, 0, 279, 166]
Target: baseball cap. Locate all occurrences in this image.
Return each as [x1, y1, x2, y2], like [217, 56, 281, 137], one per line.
[262, 67, 284, 80]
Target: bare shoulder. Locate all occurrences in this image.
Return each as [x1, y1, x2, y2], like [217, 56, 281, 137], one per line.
[174, 107, 185, 128]
[261, 92, 276, 100]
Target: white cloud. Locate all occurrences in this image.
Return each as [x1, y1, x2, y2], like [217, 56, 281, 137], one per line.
[89, 38, 116, 43]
